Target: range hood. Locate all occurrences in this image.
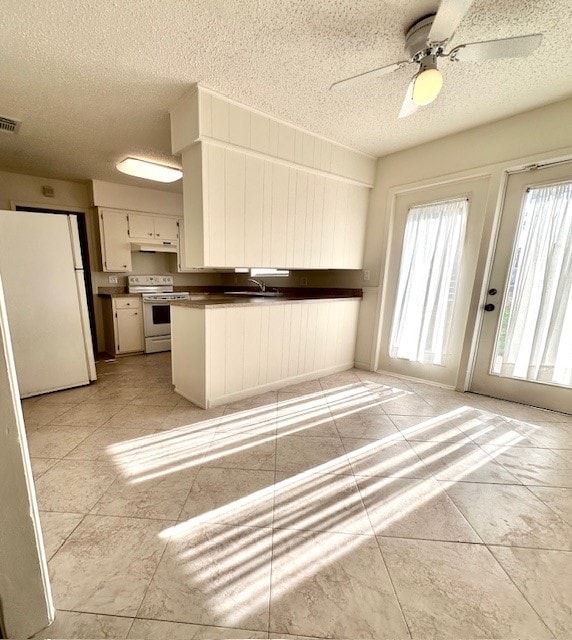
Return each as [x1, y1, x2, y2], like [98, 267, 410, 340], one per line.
[130, 240, 178, 253]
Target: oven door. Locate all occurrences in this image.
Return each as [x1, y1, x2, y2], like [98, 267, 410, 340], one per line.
[142, 300, 171, 337]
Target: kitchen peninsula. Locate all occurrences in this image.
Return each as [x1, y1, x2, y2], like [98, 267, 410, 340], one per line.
[171, 291, 361, 408]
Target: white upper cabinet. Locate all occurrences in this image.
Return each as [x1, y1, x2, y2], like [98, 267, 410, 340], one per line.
[171, 86, 376, 270]
[153, 216, 179, 241]
[98, 209, 180, 272]
[128, 213, 154, 240]
[98, 209, 132, 272]
[128, 213, 179, 242]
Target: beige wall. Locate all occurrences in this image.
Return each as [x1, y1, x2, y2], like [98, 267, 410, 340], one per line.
[90, 179, 183, 216]
[359, 98, 572, 373]
[0, 170, 90, 211]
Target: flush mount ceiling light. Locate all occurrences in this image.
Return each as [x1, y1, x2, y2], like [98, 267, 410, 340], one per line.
[116, 157, 182, 183]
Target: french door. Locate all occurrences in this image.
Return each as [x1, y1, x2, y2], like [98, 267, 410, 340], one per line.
[471, 162, 572, 414]
[378, 177, 489, 386]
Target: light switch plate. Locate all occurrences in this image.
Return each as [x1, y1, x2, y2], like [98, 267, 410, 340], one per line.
[108, 276, 118, 284]
[363, 270, 370, 282]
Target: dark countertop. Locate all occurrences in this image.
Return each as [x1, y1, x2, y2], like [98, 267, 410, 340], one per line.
[171, 290, 362, 309]
[97, 289, 141, 298]
[98, 286, 363, 305]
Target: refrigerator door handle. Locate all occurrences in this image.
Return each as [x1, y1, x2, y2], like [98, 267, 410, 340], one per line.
[67, 215, 84, 270]
[74, 269, 97, 381]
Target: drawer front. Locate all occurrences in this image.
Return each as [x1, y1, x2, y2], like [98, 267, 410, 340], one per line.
[113, 297, 141, 310]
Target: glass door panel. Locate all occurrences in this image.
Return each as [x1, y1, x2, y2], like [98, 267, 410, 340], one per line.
[471, 163, 572, 413]
[377, 177, 489, 386]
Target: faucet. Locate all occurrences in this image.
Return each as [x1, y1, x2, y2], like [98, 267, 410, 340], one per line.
[248, 278, 266, 292]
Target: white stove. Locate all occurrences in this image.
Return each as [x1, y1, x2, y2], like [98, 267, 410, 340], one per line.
[141, 292, 191, 302]
[128, 275, 190, 353]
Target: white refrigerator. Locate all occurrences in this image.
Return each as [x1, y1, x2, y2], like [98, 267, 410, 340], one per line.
[0, 210, 96, 397]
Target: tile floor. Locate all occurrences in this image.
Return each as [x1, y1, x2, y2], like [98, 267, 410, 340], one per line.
[23, 353, 572, 639]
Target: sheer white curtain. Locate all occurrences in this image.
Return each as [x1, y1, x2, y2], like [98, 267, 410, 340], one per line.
[492, 181, 572, 387]
[389, 198, 468, 365]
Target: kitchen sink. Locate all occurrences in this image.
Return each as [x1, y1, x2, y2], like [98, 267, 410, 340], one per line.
[224, 291, 283, 297]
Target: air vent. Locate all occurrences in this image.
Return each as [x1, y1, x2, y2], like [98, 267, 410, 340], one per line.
[0, 116, 22, 134]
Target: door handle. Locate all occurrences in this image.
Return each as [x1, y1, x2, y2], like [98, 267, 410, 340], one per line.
[484, 303, 495, 312]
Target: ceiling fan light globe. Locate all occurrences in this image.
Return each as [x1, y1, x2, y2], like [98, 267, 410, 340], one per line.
[412, 68, 443, 106]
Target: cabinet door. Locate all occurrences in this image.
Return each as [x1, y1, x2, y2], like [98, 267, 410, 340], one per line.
[99, 210, 132, 272]
[153, 217, 179, 241]
[115, 307, 144, 353]
[128, 213, 155, 239]
[177, 219, 193, 272]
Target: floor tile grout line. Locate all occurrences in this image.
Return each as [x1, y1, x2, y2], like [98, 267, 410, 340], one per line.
[520, 483, 572, 528]
[344, 442, 413, 639]
[482, 543, 558, 639]
[267, 424, 278, 636]
[58, 608, 135, 621]
[132, 521, 176, 622]
[362, 506, 413, 638]
[173, 460, 205, 524]
[44, 513, 87, 563]
[56, 608, 270, 637]
[53, 423, 113, 461]
[124, 615, 136, 638]
[373, 533, 572, 553]
[438, 480, 572, 550]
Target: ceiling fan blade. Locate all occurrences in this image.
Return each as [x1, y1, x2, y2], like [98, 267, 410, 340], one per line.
[398, 80, 419, 119]
[449, 33, 543, 62]
[330, 61, 411, 91]
[427, 0, 475, 45]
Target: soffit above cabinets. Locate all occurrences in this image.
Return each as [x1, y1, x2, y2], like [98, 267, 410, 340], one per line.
[0, 0, 570, 187]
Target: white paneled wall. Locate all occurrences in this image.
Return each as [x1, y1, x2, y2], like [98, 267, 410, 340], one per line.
[201, 142, 369, 268]
[172, 298, 360, 408]
[195, 89, 376, 186]
[171, 87, 375, 269]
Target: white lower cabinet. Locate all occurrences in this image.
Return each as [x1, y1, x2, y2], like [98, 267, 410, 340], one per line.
[172, 298, 360, 408]
[102, 297, 144, 356]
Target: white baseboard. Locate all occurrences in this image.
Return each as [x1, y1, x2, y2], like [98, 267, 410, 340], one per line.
[375, 368, 456, 390]
[177, 362, 355, 409]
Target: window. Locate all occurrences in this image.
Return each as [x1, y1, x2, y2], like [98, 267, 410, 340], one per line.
[389, 198, 468, 365]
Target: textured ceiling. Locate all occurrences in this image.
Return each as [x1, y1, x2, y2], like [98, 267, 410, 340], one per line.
[0, 0, 570, 191]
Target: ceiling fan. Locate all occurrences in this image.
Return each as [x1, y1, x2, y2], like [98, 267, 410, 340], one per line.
[330, 0, 543, 118]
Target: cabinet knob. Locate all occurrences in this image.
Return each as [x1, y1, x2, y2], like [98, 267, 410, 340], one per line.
[156, 233, 161, 237]
[122, 264, 127, 268]
[148, 232, 153, 236]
